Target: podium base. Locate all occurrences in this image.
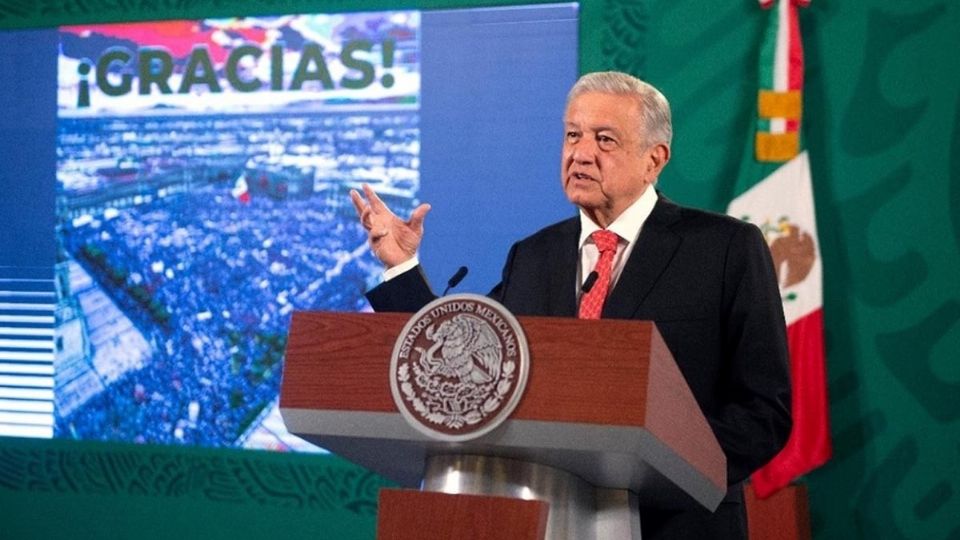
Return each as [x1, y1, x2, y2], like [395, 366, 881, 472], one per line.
[422, 454, 641, 540]
[377, 489, 549, 540]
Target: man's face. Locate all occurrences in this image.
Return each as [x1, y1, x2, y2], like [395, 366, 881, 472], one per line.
[561, 91, 666, 226]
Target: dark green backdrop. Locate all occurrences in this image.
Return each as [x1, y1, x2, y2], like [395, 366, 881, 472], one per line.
[1, 1, 958, 538]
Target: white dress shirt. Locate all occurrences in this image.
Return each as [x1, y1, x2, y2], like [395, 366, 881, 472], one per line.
[577, 186, 658, 299]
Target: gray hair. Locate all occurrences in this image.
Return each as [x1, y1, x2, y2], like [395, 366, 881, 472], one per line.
[567, 71, 673, 148]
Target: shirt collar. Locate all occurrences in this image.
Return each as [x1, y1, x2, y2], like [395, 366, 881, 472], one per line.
[578, 186, 659, 248]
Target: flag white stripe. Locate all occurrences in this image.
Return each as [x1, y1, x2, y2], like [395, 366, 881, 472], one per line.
[774, 0, 790, 92]
[727, 152, 821, 325]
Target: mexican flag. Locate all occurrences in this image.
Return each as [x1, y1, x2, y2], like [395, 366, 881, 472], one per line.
[727, 0, 832, 498]
[231, 173, 251, 204]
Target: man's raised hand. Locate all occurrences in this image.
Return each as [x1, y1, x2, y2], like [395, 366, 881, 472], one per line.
[350, 183, 431, 268]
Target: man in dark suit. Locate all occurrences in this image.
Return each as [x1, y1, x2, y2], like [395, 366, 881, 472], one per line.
[350, 71, 791, 539]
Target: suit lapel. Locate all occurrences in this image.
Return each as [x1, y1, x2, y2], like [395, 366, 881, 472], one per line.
[602, 195, 683, 319]
[547, 218, 580, 317]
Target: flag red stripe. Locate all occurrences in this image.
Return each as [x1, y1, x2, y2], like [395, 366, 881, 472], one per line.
[787, 0, 804, 91]
[751, 308, 832, 498]
[784, 1, 804, 134]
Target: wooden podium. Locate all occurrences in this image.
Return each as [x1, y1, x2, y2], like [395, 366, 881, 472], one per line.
[280, 311, 726, 539]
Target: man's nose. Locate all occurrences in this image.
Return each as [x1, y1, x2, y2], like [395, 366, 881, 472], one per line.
[569, 140, 596, 164]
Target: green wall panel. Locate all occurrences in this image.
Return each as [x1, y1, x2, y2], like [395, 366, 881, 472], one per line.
[0, 436, 391, 539]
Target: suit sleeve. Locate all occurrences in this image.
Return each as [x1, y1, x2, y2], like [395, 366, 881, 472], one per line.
[711, 223, 793, 484]
[366, 241, 523, 314]
[365, 265, 437, 312]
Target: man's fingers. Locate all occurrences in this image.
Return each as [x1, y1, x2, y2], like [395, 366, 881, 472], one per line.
[349, 189, 366, 217]
[350, 189, 373, 229]
[362, 183, 388, 213]
[408, 203, 432, 230]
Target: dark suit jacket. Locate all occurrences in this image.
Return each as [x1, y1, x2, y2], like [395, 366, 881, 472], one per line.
[366, 195, 792, 539]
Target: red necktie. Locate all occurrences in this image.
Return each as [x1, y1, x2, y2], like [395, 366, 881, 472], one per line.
[578, 230, 620, 319]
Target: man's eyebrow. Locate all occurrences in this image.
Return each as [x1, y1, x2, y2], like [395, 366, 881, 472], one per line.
[564, 121, 619, 131]
[593, 124, 619, 134]
[563, 122, 622, 137]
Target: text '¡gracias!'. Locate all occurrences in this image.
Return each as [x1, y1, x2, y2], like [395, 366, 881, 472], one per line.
[75, 39, 398, 108]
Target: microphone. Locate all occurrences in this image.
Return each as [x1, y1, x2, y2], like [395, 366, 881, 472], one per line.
[581, 270, 599, 294]
[442, 266, 469, 295]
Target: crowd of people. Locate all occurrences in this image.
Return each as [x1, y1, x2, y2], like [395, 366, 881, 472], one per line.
[55, 110, 420, 446]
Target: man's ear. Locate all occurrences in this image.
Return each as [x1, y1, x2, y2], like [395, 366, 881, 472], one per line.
[646, 143, 670, 176]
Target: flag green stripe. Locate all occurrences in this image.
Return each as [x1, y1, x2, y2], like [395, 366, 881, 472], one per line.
[757, 7, 779, 90]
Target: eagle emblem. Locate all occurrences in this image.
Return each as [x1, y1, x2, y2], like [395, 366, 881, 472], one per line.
[741, 214, 818, 302]
[422, 314, 501, 385]
[390, 294, 530, 441]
